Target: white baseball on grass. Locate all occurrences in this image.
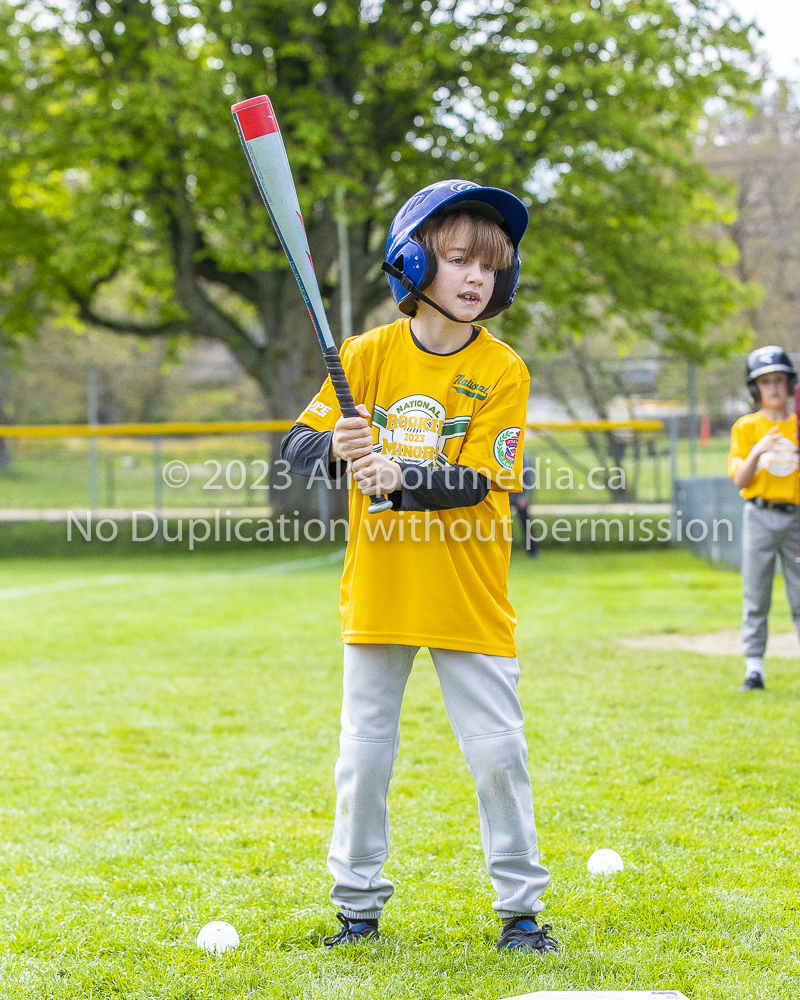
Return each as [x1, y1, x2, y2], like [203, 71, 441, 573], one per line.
[196, 920, 240, 953]
[587, 848, 624, 875]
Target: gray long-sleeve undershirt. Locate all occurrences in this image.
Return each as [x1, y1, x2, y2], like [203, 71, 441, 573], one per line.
[280, 422, 490, 512]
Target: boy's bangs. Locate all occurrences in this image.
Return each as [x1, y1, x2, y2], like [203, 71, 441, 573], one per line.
[417, 211, 515, 271]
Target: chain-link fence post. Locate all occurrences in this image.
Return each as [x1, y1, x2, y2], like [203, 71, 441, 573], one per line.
[153, 435, 163, 547]
[688, 360, 698, 477]
[88, 363, 99, 512]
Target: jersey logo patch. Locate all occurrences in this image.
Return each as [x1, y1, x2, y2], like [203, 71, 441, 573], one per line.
[453, 373, 491, 400]
[374, 394, 447, 466]
[373, 395, 472, 467]
[494, 427, 520, 470]
[757, 435, 798, 477]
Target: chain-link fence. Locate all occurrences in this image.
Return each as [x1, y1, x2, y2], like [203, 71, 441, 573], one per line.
[673, 477, 744, 569]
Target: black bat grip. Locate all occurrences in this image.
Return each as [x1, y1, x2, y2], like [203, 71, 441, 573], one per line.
[322, 346, 393, 514]
[323, 345, 358, 418]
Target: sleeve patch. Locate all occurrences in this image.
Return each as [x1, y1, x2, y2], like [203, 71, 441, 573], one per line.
[306, 400, 332, 418]
[493, 427, 520, 470]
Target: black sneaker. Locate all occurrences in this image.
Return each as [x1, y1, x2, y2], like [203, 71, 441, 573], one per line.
[323, 913, 379, 949]
[497, 915, 558, 954]
[739, 672, 765, 691]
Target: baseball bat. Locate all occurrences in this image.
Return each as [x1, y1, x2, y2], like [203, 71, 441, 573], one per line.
[231, 95, 392, 514]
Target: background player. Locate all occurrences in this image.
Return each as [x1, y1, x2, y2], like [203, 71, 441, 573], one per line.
[729, 346, 800, 691]
[281, 180, 557, 954]
[509, 450, 537, 557]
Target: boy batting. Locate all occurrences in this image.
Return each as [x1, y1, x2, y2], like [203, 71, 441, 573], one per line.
[729, 346, 800, 691]
[282, 180, 557, 953]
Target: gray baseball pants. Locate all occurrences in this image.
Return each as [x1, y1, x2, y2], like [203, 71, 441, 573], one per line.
[741, 500, 800, 656]
[327, 643, 550, 920]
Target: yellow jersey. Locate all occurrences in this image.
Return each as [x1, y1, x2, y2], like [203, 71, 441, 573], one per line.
[296, 318, 530, 656]
[729, 411, 799, 503]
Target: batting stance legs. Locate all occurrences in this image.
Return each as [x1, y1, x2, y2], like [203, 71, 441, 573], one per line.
[327, 644, 550, 920]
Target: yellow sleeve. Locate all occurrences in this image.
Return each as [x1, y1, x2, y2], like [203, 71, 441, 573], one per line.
[457, 371, 529, 492]
[728, 420, 751, 477]
[295, 337, 366, 433]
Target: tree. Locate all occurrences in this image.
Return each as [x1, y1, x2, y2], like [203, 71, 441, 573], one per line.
[704, 84, 800, 351]
[1, 0, 758, 421]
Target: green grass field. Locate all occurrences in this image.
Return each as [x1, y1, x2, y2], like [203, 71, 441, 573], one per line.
[0, 549, 797, 999]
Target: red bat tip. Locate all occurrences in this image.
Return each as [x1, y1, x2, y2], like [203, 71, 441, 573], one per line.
[231, 95, 280, 141]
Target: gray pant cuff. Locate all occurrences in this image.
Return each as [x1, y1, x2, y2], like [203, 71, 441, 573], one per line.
[496, 908, 543, 921]
[340, 908, 382, 921]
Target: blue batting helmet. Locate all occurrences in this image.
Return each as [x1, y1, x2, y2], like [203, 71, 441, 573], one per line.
[384, 179, 528, 322]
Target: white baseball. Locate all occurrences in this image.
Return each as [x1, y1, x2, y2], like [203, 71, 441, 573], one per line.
[196, 920, 240, 953]
[587, 848, 624, 875]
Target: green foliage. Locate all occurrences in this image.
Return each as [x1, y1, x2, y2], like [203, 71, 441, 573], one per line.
[0, 0, 761, 412]
[0, 549, 798, 997]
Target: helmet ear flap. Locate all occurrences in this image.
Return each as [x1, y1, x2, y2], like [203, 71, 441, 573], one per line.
[419, 243, 437, 291]
[397, 242, 438, 316]
[475, 260, 519, 320]
[392, 238, 435, 315]
[475, 258, 521, 321]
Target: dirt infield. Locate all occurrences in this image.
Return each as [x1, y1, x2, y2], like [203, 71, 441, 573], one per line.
[620, 631, 799, 658]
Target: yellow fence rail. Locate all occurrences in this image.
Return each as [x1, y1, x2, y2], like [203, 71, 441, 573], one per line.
[0, 418, 663, 438]
[0, 420, 295, 438]
[527, 420, 663, 431]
